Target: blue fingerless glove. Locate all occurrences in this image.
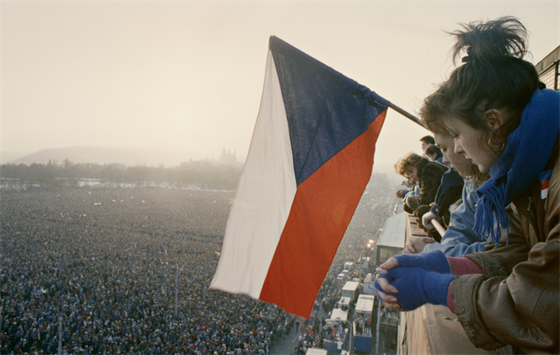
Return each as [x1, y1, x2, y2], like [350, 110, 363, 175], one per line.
[374, 267, 456, 311]
[391, 250, 451, 274]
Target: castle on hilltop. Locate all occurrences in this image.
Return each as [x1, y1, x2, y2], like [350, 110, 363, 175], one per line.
[219, 147, 237, 164]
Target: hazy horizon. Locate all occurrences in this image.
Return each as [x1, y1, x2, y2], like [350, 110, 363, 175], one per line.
[2, 1, 559, 168]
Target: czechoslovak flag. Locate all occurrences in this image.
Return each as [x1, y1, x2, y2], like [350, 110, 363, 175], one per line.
[210, 36, 389, 318]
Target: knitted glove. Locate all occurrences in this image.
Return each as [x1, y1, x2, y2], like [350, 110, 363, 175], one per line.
[374, 267, 456, 311]
[421, 211, 437, 229]
[389, 250, 451, 274]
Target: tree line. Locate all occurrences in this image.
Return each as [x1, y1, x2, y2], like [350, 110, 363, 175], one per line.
[0, 159, 243, 190]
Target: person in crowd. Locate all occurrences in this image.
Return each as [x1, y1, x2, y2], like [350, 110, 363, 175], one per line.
[414, 140, 462, 235]
[375, 17, 559, 353]
[404, 129, 488, 256]
[394, 153, 447, 214]
[425, 145, 443, 164]
[411, 147, 464, 241]
[396, 137, 435, 200]
[419, 135, 435, 153]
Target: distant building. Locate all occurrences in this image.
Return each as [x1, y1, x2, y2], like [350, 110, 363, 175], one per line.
[536, 46, 560, 91]
[219, 147, 237, 164]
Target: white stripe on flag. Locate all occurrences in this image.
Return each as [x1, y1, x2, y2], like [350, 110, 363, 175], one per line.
[210, 51, 297, 297]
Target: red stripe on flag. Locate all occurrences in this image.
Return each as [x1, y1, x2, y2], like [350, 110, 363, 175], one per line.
[541, 180, 550, 190]
[259, 112, 386, 318]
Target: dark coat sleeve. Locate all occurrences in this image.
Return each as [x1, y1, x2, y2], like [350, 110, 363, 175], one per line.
[406, 162, 447, 211]
[430, 168, 464, 219]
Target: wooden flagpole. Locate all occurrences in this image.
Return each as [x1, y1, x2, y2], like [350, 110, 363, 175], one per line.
[389, 103, 426, 129]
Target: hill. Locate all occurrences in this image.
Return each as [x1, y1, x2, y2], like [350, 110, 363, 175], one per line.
[1, 151, 30, 164]
[7, 147, 211, 167]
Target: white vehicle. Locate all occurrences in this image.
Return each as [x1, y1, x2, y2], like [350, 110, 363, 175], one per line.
[306, 348, 328, 355]
[336, 296, 351, 311]
[355, 294, 375, 318]
[330, 307, 348, 322]
[357, 257, 370, 271]
[341, 281, 360, 302]
[362, 273, 375, 295]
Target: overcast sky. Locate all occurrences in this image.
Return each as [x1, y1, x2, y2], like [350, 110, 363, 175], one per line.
[2, 1, 559, 168]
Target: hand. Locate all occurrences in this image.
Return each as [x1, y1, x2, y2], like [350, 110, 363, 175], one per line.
[376, 250, 451, 275]
[422, 211, 437, 229]
[404, 236, 435, 254]
[374, 274, 404, 311]
[395, 189, 405, 198]
[375, 267, 456, 311]
[402, 241, 416, 254]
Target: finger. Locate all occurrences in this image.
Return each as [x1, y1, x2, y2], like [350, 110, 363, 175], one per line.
[422, 237, 435, 244]
[386, 303, 402, 310]
[375, 268, 387, 275]
[404, 243, 415, 254]
[377, 277, 399, 294]
[379, 257, 398, 271]
[402, 244, 411, 254]
[376, 290, 398, 304]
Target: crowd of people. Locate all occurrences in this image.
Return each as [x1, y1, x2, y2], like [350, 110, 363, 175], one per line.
[1, 167, 398, 355]
[1, 188, 298, 355]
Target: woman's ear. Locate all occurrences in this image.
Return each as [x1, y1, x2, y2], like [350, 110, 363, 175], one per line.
[484, 109, 506, 132]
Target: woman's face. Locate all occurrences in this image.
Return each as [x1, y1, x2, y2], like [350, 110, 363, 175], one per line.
[405, 166, 420, 181]
[433, 133, 476, 178]
[442, 117, 502, 174]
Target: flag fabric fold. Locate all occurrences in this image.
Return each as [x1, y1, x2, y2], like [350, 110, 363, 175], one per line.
[210, 36, 389, 318]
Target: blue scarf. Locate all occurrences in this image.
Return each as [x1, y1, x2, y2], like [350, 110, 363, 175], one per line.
[473, 88, 560, 246]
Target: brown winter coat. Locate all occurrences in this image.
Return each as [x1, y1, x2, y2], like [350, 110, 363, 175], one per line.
[451, 142, 559, 353]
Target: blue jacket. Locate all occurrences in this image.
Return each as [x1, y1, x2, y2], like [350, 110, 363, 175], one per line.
[402, 183, 420, 199]
[423, 177, 487, 256]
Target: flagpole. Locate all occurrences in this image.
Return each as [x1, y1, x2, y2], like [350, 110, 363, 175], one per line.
[389, 103, 426, 129]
